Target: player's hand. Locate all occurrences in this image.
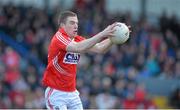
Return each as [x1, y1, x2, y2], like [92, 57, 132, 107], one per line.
[100, 22, 120, 38]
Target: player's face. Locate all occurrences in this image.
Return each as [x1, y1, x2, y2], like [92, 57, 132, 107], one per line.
[62, 16, 78, 38]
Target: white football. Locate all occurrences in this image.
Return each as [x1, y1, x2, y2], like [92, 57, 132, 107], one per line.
[110, 23, 130, 44]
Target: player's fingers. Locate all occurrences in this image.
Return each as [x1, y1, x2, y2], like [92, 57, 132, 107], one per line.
[108, 27, 116, 33]
[127, 25, 132, 33]
[108, 33, 116, 37]
[110, 22, 119, 29]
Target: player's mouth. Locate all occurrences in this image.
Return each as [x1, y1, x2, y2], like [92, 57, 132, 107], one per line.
[74, 30, 78, 34]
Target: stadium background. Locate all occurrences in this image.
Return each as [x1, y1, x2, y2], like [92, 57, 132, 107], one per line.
[0, 0, 180, 109]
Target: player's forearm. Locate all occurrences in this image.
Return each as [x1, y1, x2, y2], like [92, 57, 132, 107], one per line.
[76, 33, 105, 52]
[67, 32, 105, 53]
[96, 38, 113, 53]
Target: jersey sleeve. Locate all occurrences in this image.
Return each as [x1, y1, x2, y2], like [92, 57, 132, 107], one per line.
[55, 31, 71, 51]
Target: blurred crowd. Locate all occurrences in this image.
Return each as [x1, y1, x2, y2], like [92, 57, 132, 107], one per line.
[0, 0, 180, 109]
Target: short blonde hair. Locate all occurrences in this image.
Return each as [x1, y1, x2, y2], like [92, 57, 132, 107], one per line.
[58, 11, 77, 27]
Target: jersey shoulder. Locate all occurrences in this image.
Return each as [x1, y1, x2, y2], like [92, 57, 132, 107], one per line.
[74, 35, 86, 42]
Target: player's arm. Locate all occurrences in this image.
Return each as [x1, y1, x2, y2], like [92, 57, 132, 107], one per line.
[89, 38, 113, 54]
[66, 32, 108, 53]
[66, 23, 116, 53]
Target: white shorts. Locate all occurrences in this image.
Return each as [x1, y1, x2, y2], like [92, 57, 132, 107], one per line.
[45, 87, 83, 110]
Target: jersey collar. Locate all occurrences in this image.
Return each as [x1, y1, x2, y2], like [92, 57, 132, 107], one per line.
[59, 28, 78, 41]
[59, 28, 69, 37]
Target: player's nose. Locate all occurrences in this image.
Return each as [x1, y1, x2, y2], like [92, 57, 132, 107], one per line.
[74, 23, 78, 29]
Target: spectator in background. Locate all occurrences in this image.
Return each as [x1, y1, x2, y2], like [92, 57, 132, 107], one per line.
[2, 47, 20, 69]
[95, 90, 117, 109]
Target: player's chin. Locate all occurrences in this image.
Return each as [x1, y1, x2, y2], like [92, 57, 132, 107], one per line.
[73, 32, 77, 36]
[70, 33, 76, 38]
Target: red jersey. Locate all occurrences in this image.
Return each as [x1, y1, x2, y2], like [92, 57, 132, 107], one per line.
[42, 28, 85, 92]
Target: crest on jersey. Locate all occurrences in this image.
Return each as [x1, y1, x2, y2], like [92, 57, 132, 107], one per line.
[63, 52, 80, 64]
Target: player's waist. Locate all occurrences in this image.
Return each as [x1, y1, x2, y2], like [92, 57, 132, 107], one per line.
[43, 81, 76, 92]
[46, 86, 78, 94]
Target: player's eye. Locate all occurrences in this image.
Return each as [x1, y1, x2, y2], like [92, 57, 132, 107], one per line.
[70, 21, 75, 25]
[69, 21, 78, 26]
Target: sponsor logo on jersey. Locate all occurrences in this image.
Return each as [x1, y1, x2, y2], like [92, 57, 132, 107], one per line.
[63, 52, 80, 64]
